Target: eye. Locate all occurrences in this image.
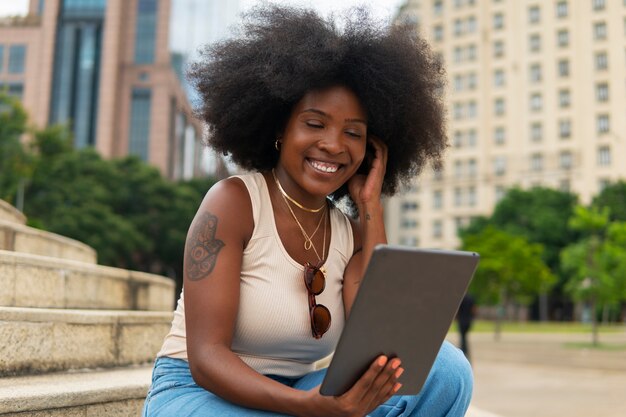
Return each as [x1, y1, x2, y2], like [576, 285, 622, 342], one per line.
[306, 121, 324, 129]
[345, 130, 363, 138]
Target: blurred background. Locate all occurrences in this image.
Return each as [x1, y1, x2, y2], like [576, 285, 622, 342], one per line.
[1, 1, 625, 416]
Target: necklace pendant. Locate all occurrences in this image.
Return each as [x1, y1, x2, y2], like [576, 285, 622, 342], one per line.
[304, 240, 313, 250]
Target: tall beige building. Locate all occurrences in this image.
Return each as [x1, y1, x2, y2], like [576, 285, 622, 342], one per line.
[0, 0, 206, 180]
[387, 0, 626, 249]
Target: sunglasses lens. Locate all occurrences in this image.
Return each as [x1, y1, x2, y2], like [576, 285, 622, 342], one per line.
[312, 304, 331, 337]
[305, 265, 326, 295]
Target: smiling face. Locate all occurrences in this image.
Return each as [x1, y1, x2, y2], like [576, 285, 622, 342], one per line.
[274, 85, 368, 205]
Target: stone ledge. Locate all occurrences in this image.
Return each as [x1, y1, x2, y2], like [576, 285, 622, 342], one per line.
[0, 250, 175, 311]
[0, 366, 151, 415]
[0, 307, 172, 377]
[0, 220, 97, 264]
[0, 201, 25, 226]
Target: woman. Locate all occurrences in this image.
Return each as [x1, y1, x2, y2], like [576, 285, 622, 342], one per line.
[143, 5, 472, 416]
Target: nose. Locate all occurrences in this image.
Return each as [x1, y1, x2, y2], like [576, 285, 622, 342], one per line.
[318, 129, 345, 155]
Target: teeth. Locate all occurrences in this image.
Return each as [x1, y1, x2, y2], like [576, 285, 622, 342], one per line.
[310, 160, 339, 173]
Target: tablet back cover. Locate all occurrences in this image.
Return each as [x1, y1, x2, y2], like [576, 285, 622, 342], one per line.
[319, 245, 479, 396]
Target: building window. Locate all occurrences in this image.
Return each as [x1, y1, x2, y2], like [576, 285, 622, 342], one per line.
[530, 63, 542, 83]
[493, 40, 504, 58]
[433, 166, 444, 181]
[0, 82, 24, 100]
[494, 127, 506, 145]
[0, 45, 4, 72]
[494, 98, 505, 116]
[529, 34, 541, 52]
[454, 46, 463, 62]
[556, 1, 568, 18]
[593, 0, 606, 11]
[433, 190, 443, 209]
[531, 153, 544, 171]
[433, 24, 444, 41]
[528, 6, 540, 24]
[531, 122, 543, 142]
[134, 0, 158, 64]
[454, 75, 463, 91]
[454, 19, 463, 36]
[453, 102, 463, 120]
[597, 114, 610, 133]
[559, 179, 570, 192]
[493, 13, 504, 29]
[454, 160, 464, 179]
[559, 151, 573, 169]
[433, 220, 443, 239]
[467, 72, 477, 89]
[557, 29, 569, 47]
[494, 156, 506, 176]
[468, 186, 477, 206]
[597, 146, 611, 166]
[468, 129, 477, 147]
[558, 59, 570, 77]
[467, 16, 477, 33]
[453, 131, 463, 148]
[559, 119, 571, 138]
[494, 69, 505, 87]
[401, 201, 419, 212]
[559, 89, 571, 108]
[594, 21, 607, 40]
[468, 159, 477, 178]
[596, 83, 609, 101]
[128, 88, 152, 161]
[467, 100, 477, 118]
[495, 185, 506, 202]
[530, 93, 542, 111]
[467, 44, 477, 61]
[8, 45, 26, 74]
[434, 0, 443, 16]
[595, 51, 608, 70]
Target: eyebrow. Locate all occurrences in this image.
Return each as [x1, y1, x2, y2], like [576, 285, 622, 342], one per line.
[301, 108, 367, 125]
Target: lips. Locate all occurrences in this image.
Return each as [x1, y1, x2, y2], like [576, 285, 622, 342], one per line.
[308, 158, 341, 173]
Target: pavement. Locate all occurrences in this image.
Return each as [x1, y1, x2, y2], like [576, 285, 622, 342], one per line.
[454, 330, 626, 417]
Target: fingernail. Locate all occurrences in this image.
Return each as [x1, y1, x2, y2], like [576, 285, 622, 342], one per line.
[378, 356, 388, 366]
[395, 367, 404, 378]
[391, 359, 401, 370]
[393, 382, 402, 393]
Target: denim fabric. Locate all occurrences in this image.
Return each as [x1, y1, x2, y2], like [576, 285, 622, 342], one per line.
[142, 341, 472, 417]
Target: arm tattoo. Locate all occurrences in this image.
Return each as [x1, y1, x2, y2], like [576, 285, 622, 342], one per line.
[185, 212, 225, 281]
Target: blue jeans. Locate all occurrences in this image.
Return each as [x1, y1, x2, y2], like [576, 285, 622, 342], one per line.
[143, 341, 472, 416]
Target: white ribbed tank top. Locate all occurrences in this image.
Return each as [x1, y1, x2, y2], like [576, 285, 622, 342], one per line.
[157, 172, 353, 377]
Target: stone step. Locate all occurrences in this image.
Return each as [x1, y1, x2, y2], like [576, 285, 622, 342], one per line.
[0, 220, 97, 264]
[0, 250, 175, 311]
[0, 307, 171, 377]
[0, 200, 26, 226]
[0, 365, 151, 416]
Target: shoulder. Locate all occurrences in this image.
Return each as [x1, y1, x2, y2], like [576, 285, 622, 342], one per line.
[192, 176, 254, 247]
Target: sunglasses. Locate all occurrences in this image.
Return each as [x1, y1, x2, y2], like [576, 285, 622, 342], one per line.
[304, 262, 332, 339]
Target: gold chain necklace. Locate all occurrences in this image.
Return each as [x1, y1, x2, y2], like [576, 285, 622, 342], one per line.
[272, 169, 326, 213]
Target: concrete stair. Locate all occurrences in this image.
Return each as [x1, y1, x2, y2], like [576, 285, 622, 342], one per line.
[0, 201, 175, 417]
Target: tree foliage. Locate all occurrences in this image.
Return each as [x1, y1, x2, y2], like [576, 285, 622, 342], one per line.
[0, 96, 216, 295]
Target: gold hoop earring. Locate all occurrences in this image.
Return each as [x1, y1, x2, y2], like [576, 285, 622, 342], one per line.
[275, 139, 281, 151]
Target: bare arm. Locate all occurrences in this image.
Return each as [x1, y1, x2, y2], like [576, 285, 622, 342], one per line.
[183, 178, 306, 414]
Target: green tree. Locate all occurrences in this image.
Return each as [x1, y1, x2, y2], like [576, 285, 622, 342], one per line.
[592, 181, 626, 222]
[560, 205, 624, 345]
[461, 187, 578, 321]
[461, 226, 556, 339]
[0, 93, 32, 205]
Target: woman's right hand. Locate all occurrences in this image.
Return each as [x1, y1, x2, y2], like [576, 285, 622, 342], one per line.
[300, 355, 404, 417]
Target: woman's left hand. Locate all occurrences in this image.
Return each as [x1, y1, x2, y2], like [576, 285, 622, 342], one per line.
[348, 135, 388, 207]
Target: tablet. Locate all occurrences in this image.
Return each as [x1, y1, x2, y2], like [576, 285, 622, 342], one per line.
[319, 245, 479, 396]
